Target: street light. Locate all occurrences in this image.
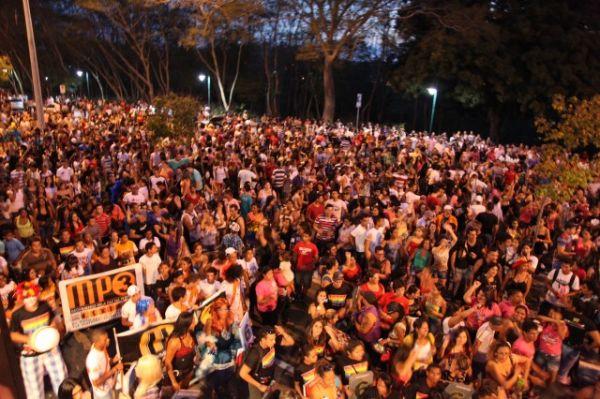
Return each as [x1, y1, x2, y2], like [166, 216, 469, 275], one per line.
[198, 73, 211, 109]
[76, 70, 90, 97]
[426, 87, 438, 132]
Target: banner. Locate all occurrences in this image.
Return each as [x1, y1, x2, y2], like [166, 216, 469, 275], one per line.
[115, 290, 226, 363]
[116, 320, 175, 363]
[58, 264, 144, 332]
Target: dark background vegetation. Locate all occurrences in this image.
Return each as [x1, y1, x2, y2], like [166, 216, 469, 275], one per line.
[1, 0, 598, 143]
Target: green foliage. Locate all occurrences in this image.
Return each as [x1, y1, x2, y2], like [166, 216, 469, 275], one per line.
[534, 95, 600, 202]
[535, 95, 600, 151]
[0, 55, 12, 82]
[147, 94, 201, 139]
[391, 0, 600, 140]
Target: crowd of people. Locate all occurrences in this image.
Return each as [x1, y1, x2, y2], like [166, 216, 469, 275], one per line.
[0, 91, 599, 399]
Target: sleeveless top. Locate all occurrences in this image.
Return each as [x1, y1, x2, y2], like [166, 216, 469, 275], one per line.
[356, 305, 381, 343]
[172, 335, 195, 375]
[16, 216, 35, 238]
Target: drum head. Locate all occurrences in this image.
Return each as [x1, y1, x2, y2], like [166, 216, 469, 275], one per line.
[30, 326, 60, 353]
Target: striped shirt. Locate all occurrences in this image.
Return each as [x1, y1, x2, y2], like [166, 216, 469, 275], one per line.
[95, 212, 111, 236]
[314, 215, 338, 241]
[271, 168, 287, 188]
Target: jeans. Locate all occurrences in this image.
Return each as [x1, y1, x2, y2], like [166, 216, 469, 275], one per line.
[294, 269, 313, 297]
[558, 343, 580, 379]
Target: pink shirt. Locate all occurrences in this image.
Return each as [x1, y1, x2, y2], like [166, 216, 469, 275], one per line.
[512, 337, 535, 358]
[256, 279, 278, 312]
[467, 302, 501, 330]
[538, 323, 565, 356]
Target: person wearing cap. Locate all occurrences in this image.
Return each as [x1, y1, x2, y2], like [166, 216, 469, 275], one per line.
[10, 282, 68, 398]
[469, 195, 486, 217]
[121, 284, 142, 328]
[220, 246, 239, 279]
[221, 222, 244, 254]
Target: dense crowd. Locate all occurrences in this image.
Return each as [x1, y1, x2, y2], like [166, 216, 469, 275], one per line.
[0, 91, 599, 399]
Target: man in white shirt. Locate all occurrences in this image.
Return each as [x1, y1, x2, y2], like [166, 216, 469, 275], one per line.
[473, 316, 503, 375]
[72, 240, 93, 274]
[121, 285, 142, 328]
[469, 195, 486, 217]
[139, 230, 161, 253]
[123, 185, 146, 206]
[56, 160, 74, 182]
[238, 162, 257, 189]
[325, 191, 347, 220]
[139, 243, 162, 298]
[544, 261, 580, 309]
[86, 329, 122, 399]
[198, 267, 222, 300]
[351, 215, 370, 266]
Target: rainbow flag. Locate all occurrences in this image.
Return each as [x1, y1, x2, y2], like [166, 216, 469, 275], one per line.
[262, 348, 275, 368]
[301, 367, 317, 384]
[343, 361, 368, 377]
[328, 294, 347, 306]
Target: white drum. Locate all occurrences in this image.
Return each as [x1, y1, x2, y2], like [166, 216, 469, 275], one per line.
[29, 326, 60, 353]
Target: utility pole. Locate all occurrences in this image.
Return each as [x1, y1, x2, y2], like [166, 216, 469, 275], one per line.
[22, 0, 44, 129]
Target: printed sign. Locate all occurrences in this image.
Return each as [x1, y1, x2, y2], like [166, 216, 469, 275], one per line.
[116, 320, 174, 363]
[58, 264, 144, 332]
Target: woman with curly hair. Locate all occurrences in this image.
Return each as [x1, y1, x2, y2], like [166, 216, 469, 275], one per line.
[198, 297, 243, 398]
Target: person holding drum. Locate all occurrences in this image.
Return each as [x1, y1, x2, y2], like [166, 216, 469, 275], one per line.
[9, 281, 67, 398]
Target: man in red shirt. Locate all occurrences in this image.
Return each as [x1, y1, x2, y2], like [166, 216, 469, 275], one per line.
[94, 204, 111, 239]
[306, 194, 325, 223]
[293, 232, 319, 301]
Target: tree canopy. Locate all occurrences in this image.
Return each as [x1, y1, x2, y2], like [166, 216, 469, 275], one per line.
[391, 0, 600, 141]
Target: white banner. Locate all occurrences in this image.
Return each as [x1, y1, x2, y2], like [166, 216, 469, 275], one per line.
[58, 264, 144, 332]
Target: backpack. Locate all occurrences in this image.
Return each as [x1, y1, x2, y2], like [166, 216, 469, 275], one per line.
[550, 269, 576, 291]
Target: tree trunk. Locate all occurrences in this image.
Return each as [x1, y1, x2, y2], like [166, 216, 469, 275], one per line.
[322, 57, 335, 123]
[488, 108, 501, 143]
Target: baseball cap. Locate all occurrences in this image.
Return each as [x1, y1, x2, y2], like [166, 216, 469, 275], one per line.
[225, 247, 237, 256]
[333, 272, 344, 281]
[127, 285, 139, 296]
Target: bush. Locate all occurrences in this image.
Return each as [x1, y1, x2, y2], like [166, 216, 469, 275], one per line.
[147, 94, 201, 139]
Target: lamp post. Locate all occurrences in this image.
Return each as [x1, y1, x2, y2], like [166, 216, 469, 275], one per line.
[198, 73, 211, 109]
[76, 70, 90, 97]
[426, 87, 438, 132]
[22, 0, 44, 129]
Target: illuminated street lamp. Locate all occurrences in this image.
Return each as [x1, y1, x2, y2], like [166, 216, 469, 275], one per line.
[426, 87, 438, 132]
[198, 73, 211, 109]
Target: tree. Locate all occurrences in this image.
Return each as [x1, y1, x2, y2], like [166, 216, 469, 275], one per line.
[176, 0, 262, 112]
[288, 0, 402, 122]
[533, 95, 600, 201]
[147, 94, 201, 139]
[391, 0, 600, 141]
[76, 0, 176, 100]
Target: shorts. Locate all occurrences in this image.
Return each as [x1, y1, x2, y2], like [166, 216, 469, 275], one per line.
[535, 351, 561, 372]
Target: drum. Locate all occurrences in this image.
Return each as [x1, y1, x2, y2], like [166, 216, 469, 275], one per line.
[29, 326, 60, 353]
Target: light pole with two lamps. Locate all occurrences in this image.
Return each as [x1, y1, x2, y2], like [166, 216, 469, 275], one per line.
[198, 73, 211, 109]
[426, 87, 438, 132]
